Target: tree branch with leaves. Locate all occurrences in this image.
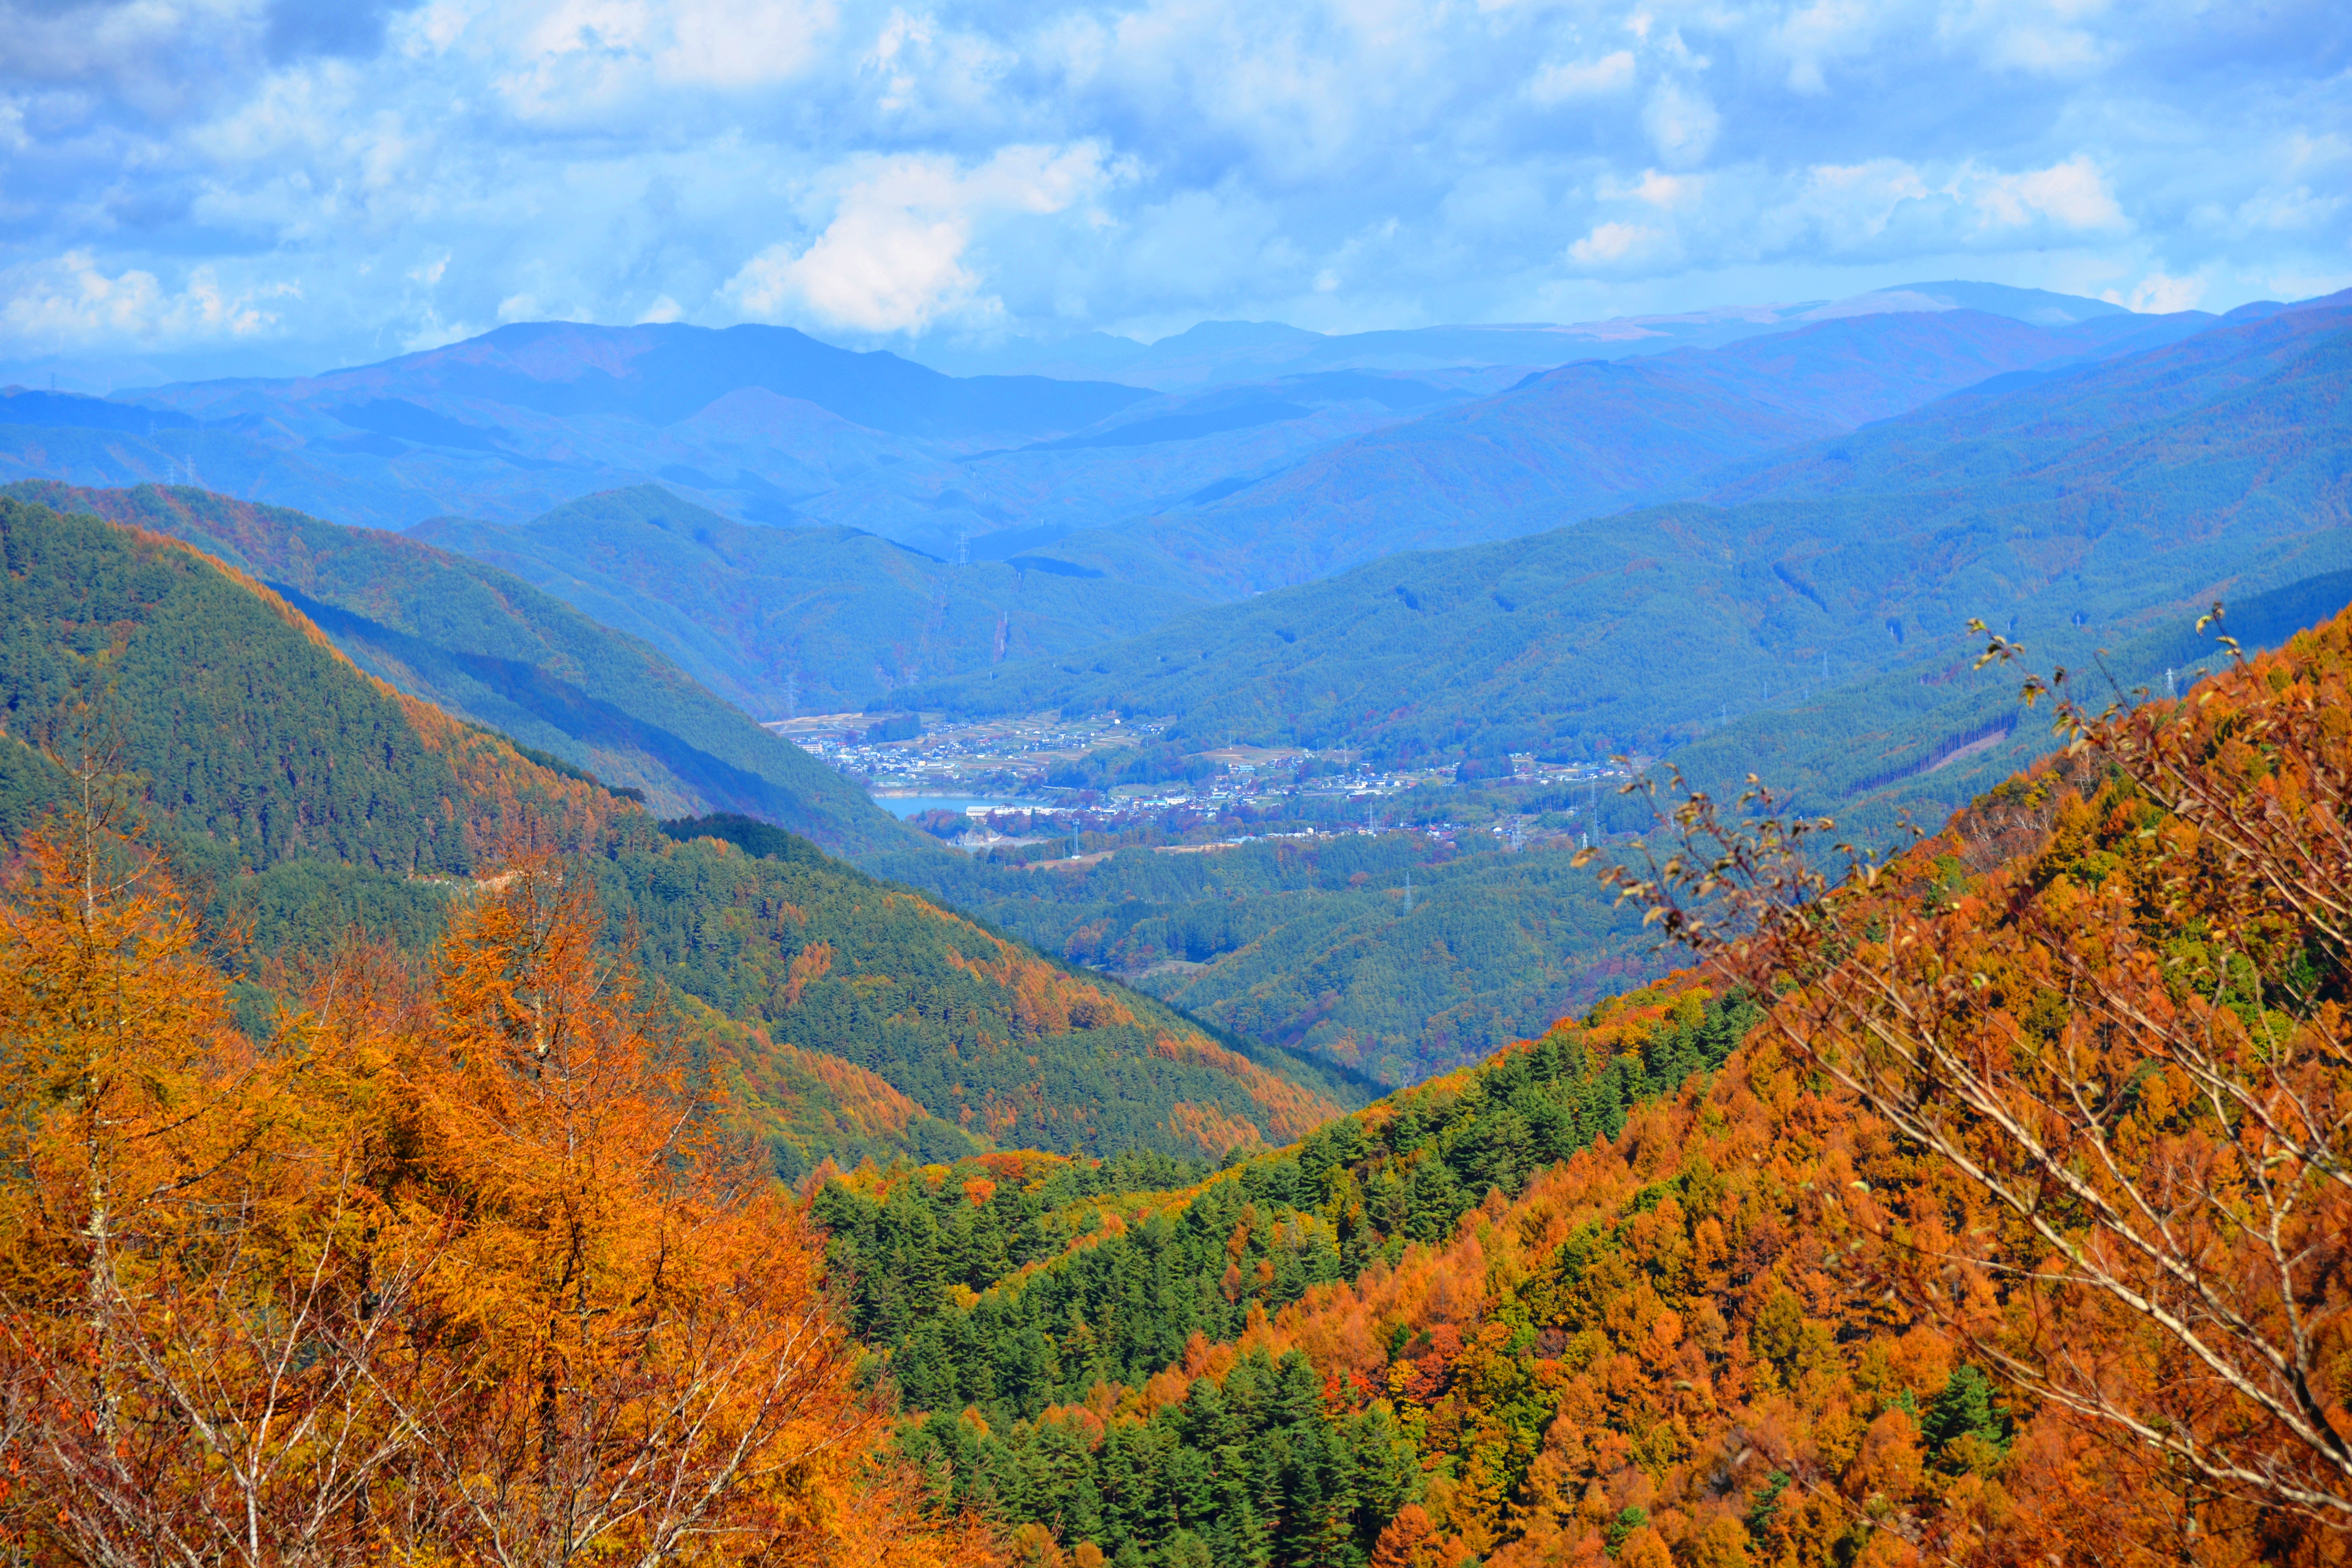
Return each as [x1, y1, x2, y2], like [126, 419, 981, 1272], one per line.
[1582, 607, 2352, 1542]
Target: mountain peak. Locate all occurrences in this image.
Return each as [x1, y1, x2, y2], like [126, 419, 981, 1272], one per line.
[1813, 280, 2130, 326]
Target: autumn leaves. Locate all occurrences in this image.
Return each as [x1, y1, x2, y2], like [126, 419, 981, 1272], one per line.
[0, 819, 979, 1567]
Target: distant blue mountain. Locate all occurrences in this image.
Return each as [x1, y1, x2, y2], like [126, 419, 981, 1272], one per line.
[0, 322, 1481, 552]
[1119, 306, 2219, 592]
[0, 387, 196, 433]
[912, 280, 2137, 388]
[901, 291, 2352, 840]
[0, 284, 2205, 596]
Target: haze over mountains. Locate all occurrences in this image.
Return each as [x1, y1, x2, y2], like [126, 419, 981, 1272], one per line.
[915, 288, 2352, 818]
[0, 278, 2286, 717]
[0, 280, 2206, 589]
[7, 277, 2351, 1099]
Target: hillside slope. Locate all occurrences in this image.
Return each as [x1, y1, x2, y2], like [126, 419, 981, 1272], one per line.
[870, 831, 1652, 1089]
[412, 485, 1216, 713]
[838, 600, 2352, 1568]
[0, 492, 1360, 1170]
[0, 479, 914, 856]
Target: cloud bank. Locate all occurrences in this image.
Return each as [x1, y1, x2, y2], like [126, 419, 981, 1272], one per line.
[1, 0, 2345, 371]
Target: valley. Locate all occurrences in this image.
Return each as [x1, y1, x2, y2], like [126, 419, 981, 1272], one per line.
[3, 273, 2348, 1568]
[775, 705, 1623, 844]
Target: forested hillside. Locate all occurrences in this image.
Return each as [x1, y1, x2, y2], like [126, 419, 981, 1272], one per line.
[0, 478, 912, 855]
[412, 484, 1213, 713]
[0, 493, 624, 886]
[821, 983, 1756, 1416]
[635, 813, 1365, 1170]
[870, 831, 1652, 1088]
[830, 595, 2352, 1568]
[0, 493, 1361, 1171]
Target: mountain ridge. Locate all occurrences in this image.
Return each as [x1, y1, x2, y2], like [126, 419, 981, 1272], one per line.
[0, 478, 919, 856]
[899, 298, 2352, 841]
[0, 488, 1363, 1172]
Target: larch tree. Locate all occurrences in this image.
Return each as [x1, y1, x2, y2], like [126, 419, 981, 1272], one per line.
[0, 764, 452, 1567]
[395, 851, 971, 1568]
[0, 784, 996, 1567]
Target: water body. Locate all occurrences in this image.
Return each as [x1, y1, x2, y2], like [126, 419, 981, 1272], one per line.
[871, 794, 1050, 819]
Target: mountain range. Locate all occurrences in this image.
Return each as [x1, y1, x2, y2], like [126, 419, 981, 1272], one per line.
[908, 288, 2352, 834]
[10, 278, 2349, 1104]
[0, 281, 2209, 586]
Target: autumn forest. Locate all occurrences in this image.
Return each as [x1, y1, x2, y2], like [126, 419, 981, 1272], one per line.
[0, 458, 2345, 1568]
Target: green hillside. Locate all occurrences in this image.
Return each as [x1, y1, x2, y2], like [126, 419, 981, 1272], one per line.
[0, 479, 913, 858]
[0, 492, 1363, 1172]
[0, 490, 633, 949]
[825, 982, 1752, 1422]
[868, 831, 1651, 1089]
[642, 814, 1366, 1170]
[411, 484, 1213, 714]
[813, 981, 1754, 1566]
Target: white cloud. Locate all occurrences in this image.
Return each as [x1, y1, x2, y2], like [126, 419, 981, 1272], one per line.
[1641, 80, 1719, 167]
[1776, 158, 1933, 248]
[491, 0, 836, 120]
[2102, 272, 2205, 313]
[1774, 0, 1877, 94]
[637, 294, 683, 323]
[0, 252, 295, 350]
[725, 144, 1118, 334]
[663, 0, 838, 87]
[1972, 155, 2125, 231]
[1529, 51, 1635, 103]
[1568, 221, 1657, 265]
[1944, 0, 2112, 75]
[401, 311, 484, 353]
[2235, 186, 2346, 233]
[1616, 168, 1703, 209]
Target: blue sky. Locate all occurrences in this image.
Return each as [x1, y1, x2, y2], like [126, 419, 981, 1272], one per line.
[3, 0, 2347, 378]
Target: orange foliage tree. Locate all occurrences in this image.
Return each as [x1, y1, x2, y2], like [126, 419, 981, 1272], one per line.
[1599, 615, 2352, 1545]
[0, 791, 993, 1566]
[0, 759, 453, 1565]
[405, 853, 890, 1566]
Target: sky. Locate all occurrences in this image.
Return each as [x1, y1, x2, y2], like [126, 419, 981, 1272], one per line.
[2, 0, 2348, 382]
